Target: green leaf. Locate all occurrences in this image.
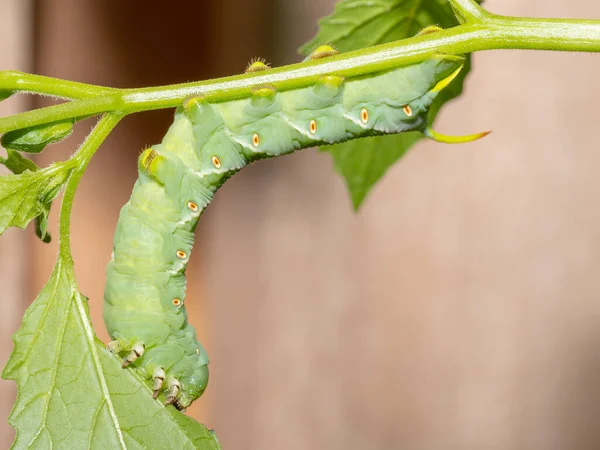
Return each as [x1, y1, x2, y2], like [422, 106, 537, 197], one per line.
[34, 215, 52, 243]
[0, 148, 40, 174]
[0, 150, 54, 242]
[326, 132, 421, 210]
[1, 119, 74, 153]
[2, 259, 221, 450]
[0, 90, 13, 102]
[300, 0, 478, 209]
[300, 0, 470, 55]
[0, 161, 71, 239]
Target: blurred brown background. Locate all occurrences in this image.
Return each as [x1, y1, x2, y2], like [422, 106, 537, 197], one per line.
[2, 0, 600, 449]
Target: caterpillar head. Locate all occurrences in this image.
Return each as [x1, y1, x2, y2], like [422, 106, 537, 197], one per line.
[175, 364, 210, 411]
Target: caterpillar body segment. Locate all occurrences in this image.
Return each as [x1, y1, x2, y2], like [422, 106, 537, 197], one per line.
[103, 52, 488, 410]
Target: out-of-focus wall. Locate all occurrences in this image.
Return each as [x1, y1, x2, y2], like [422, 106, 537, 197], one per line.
[3, 1, 600, 449]
[0, 1, 33, 447]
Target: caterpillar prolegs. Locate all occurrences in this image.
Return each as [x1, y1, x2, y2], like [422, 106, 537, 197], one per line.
[103, 47, 488, 411]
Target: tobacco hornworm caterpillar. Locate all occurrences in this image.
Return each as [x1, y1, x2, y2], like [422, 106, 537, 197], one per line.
[103, 44, 488, 411]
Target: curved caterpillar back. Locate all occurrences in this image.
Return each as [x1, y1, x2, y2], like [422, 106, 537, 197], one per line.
[103, 45, 487, 410]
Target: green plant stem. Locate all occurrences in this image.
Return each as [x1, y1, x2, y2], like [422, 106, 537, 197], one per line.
[0, 70, 116, 100]
[450, 0, 488, 23]
[1, 7, 600, 134]
[58, 113, 123, 262]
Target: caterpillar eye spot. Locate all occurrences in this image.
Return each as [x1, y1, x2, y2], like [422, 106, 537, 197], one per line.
[403, 105, 413, 117]
[211, 156, 221, 168]
[196, 347, 200, 356]
[360, 108, 369, 124]
[309, 120, 317, 135]
[176, 250, 187, 260]
[173, 298, 182, 307]
[187, 201, 199, 212]
[252, 133, 260, 147]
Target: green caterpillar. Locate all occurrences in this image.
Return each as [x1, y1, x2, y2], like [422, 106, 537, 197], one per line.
[103, 43, 488, 411]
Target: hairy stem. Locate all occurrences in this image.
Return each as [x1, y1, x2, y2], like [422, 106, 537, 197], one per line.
[0, 70, 116, 100]
[1, 8, 600, 135]
[58, 113, 123, 261]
